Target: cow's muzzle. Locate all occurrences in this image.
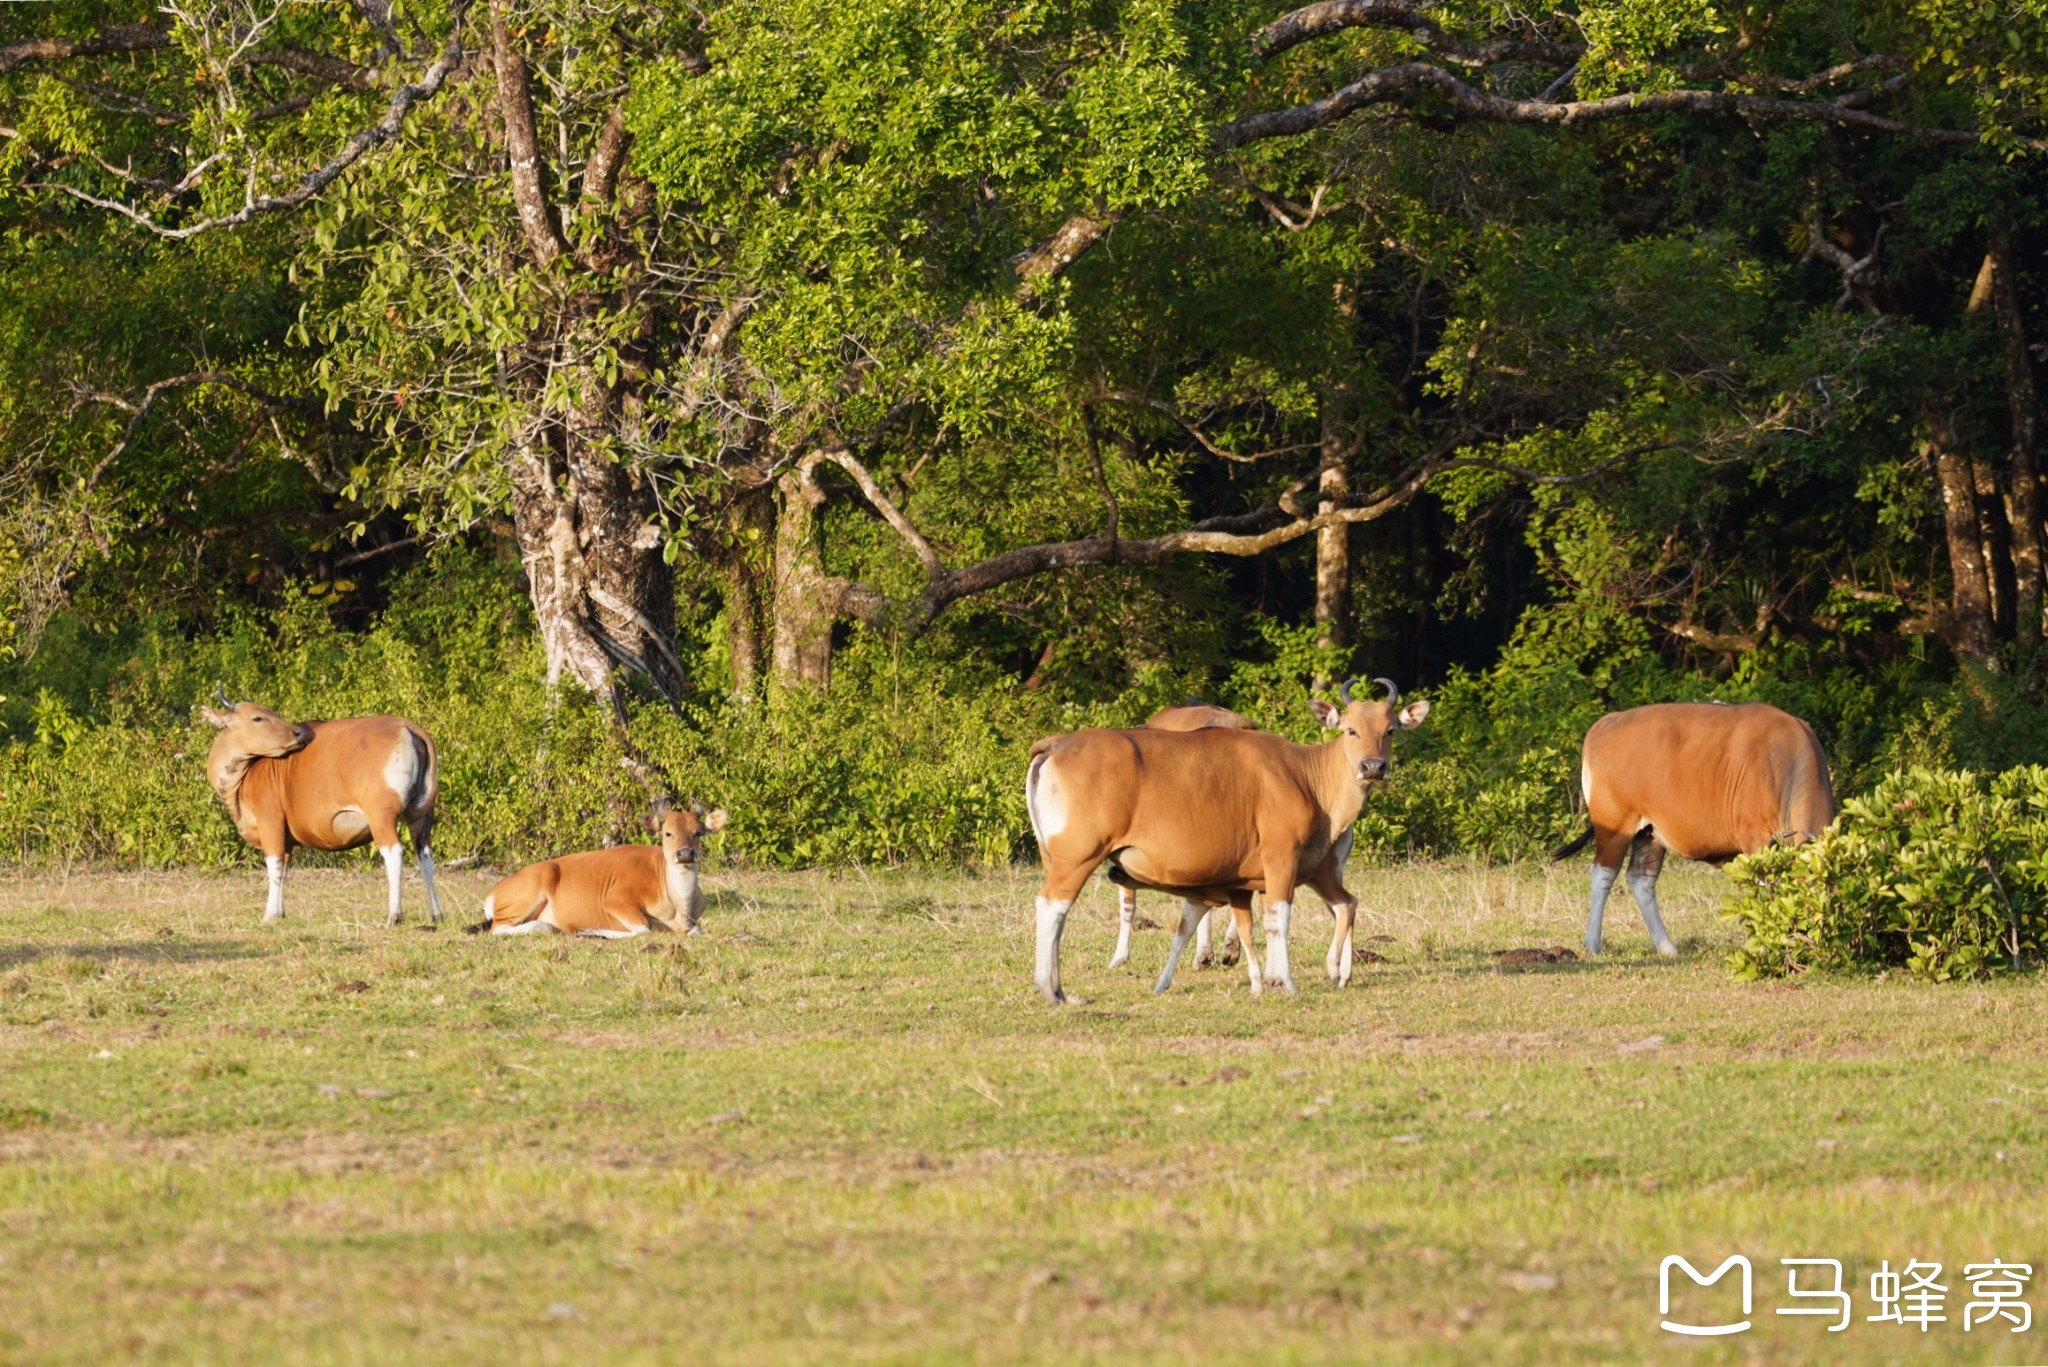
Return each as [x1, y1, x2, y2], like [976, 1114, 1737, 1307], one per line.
[674, 849, 698, 867]
[1356, 758, 1389, 783]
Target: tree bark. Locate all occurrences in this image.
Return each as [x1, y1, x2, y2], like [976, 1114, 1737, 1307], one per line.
[772, 467, 845, 691]
[489, 19, 685, 711]
[1987, 234, 2045, 646]
[1975, 459, 2016, 637]
[723, 480, 775, 698]
[508, 424, 684, 711]
[1314, 394, 1352, 654]
[1930, 409, 1998, 667]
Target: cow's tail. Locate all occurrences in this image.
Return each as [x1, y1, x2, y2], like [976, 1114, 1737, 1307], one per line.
[402, 723, 438, 821]
[1551, 826, 1594, 861]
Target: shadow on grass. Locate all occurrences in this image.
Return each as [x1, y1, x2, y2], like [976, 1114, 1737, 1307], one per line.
[1433, 950, 1699, 978]
[0, 940, 277, 968]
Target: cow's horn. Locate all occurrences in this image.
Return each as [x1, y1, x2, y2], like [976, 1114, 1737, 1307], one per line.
[211, 683, 233, 709]
[1337, 678, 1357, 705]
[1373, 677, 1400, 705]
[651, 794, 672, 815]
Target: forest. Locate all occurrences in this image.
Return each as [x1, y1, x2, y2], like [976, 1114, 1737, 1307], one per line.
[3, 0, 2047, 869]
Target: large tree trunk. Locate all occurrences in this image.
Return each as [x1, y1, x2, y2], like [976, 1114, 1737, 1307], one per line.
[1976, 460, 2016, 637]
[772, 466, 844, 691]
[1314, 393, 1352, 655]
[508, 417, 685, 712]
[1930, 408, 1999, 668]
[1989, 234, 2045, 646]
[723, 479, 775, 698]
[491, 7, 684, 712]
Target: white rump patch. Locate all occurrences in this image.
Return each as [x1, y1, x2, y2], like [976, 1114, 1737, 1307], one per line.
[1027, 757, 1068, 843]
[385, 737, 420, 807]
[1580, 758, 1593, 808]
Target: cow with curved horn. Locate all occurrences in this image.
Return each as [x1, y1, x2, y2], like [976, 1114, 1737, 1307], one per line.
[477, 799, 728, 937]
[1555, 701, 1835, 956]
[200, 691, 443, 926]
[1027, 677, 1429, 1001]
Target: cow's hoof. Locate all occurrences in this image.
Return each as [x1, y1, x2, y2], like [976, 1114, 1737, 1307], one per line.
[1584, 942, 1603, 957]
[1274, 979, 1298, 997]
[1036, 981, 1065, 1005]
[1655, 941, 1680, 958]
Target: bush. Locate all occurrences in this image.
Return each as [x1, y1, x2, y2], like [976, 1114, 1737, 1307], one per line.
[1725, 767, 2048, 982]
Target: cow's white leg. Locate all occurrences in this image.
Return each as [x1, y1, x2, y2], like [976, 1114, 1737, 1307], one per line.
[1264, 899, 1296, 995]
[493, 918, 559, 936]
[1034, 896, 1071, 1004]
[1628, 870, 1679, 956]
[1193, 908, 1214, 967]
[1109, 888, 1136, 969]
[263, 855, 286, 924]
[416, 845, 444, 924]
[1242, 919, 1265, 997]
[1153, 899, 1203, 995]
[380, 843, 404, 926]
[1586, 863, 1620, 955]
[1327, 901, 1357, 987]
[575, 927, 646, 940]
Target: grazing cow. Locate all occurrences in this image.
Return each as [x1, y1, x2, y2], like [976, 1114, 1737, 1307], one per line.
[1027, 678, 1429, 1002]
[480, 803, 727, 938]
[1107, 703, 1255, 973]
[201, 692, 442, 926]
[1557, 701, 1835, 957]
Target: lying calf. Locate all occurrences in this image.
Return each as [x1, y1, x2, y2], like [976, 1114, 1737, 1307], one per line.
[481, 803, 727, 938]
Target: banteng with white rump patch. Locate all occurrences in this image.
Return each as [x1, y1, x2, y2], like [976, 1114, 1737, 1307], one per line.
[1026, 678, 1429, 1003]
[1107, 702, 1257, 974]
[1557, 701, 1836, 957]
[479, 801, 727, 938]
[201, 691, 443, 926]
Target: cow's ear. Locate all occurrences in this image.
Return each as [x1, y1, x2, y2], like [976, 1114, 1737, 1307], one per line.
[199, 707, 233, 728]
[1309, 699, 1342, 729]
[703, 809, 728, 833]
[1397, 699, 1432, 729]
[642, 812, 661, 835]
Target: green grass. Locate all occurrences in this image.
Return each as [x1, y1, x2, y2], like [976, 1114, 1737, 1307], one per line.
[2, 857, 2045, 1364]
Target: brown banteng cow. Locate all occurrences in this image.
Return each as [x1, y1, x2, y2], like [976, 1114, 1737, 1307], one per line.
[1558, 701, 1835, 957]
[201, 693, 442, 925]
[479, 803, 727, 937]
[1107, 703, 1255, 973]
[1027, 679, 1429, 1002]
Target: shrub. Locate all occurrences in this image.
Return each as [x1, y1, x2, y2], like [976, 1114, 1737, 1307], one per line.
[1725, 767, 2048, 982]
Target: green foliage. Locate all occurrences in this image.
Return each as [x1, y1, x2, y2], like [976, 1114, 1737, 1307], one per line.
[1727, 767, 2048, 982]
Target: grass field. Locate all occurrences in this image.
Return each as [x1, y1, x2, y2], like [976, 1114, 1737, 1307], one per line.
[2, 856, 2045, 1365]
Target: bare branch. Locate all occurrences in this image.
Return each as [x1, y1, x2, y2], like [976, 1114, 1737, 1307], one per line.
[1251, 0, 1582, 67]
[1014, 210, 1123, 295]
[0, 24, 173, 75]
[490, 0, 566, 265]
[802, 446, 942, 575]
[29, 6, 469, 239]
[821, 439, 1682, 635]
[248, 45, 377, 91]
[1093, 389, 1320, 463]
[1215, 60, 2042, 152]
